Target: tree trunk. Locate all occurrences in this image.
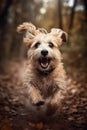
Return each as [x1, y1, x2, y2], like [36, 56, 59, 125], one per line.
[83, 0, 87, 22]
[58, 0, 63, 29]
[68, 0, 77, 32]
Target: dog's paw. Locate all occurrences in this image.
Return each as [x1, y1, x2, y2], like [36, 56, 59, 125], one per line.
[33, 101, 45, 107]
[35, 101, 45, 106]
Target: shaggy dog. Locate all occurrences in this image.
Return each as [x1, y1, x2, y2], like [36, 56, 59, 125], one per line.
[17, 22, 67, 115]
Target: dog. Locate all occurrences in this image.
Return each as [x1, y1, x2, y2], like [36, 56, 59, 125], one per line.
[17, 22, 67, 115]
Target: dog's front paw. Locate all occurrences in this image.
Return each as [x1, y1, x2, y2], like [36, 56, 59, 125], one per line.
[35, 101, 45, 106]
[32, 99, 45, 107]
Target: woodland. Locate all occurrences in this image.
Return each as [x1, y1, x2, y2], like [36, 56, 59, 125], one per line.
[0, 0, 87, 130]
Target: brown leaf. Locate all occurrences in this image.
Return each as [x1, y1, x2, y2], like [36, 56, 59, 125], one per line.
[28, 122, 36, 128]
[1, 124, 13, 130]
[28, 122, 43, 130]
[36, 122, 43, 130]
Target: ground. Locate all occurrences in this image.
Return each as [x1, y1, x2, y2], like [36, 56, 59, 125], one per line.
[0, 52, 87, 130]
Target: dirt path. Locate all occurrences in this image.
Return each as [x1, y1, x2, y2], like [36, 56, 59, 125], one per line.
[0, 60, 87, 130]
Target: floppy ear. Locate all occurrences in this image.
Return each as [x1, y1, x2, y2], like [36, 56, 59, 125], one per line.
[17, 22, 36, 47]
[50, 28, 68, 45]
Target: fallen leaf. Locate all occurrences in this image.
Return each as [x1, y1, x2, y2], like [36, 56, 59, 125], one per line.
[28, 122, 36, 128]
[28, 122, 43, 130]
[36, 122, 43, 130]
[1, 124, 13, 130]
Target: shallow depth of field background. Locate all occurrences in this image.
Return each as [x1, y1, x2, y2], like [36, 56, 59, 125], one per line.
[0, 0, 87, 61]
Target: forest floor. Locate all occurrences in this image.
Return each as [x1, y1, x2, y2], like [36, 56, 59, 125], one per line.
[0, 51, 87, 130]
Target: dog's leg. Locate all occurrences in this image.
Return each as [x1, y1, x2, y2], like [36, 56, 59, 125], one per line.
[51, 90, 63, 105]
[46, 90, 63, 116]
[28, 86, 44, 106]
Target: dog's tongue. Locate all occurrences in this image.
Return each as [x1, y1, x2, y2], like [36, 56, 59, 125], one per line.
[40, 58, 49, 69]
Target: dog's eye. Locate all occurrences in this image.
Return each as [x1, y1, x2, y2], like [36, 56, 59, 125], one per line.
[34, 42, 40, 48]
[49, 42, 54, 48]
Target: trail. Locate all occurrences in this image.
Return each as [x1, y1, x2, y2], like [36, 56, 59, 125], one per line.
[0, 58, 87, 130]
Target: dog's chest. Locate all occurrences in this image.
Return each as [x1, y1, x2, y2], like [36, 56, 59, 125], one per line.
[35, 77, 58, 98]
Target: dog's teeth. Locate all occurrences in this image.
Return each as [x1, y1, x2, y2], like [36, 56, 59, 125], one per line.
[41, 63, 48, 68]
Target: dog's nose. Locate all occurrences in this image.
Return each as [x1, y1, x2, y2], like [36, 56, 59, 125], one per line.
[41, 50, 48, 57]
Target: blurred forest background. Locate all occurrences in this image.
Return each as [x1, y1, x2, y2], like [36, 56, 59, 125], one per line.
[0, 0, 87, 130]
[0, 0, 87, 60]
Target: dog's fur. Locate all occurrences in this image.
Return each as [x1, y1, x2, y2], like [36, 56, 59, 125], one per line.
[17, 22, 67, 115]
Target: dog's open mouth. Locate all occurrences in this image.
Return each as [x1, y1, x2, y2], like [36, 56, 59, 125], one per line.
[39, 57, 51, 69]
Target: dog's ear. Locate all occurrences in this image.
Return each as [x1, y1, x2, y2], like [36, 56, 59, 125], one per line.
[50, 28, 68, 46]
[17, 22, 36, 47]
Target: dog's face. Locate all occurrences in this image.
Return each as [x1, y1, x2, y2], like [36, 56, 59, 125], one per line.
[27, 34, 62, 72]
[17, 23, 68, 73]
